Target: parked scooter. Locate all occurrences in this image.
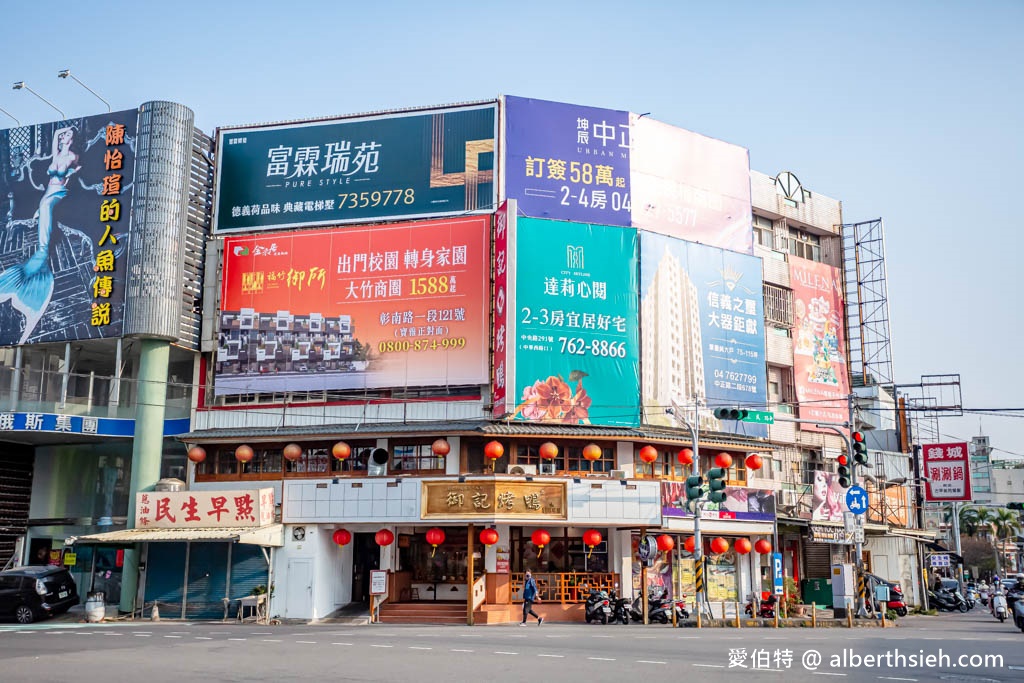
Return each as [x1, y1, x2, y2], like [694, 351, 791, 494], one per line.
[992, 591, 1008, 623]
[584, 588, 612, 624]
[745, 593, 777, 618]
[629, 591, 672, 624]
[608, 588, 630, 625]
[674, 595, 690, 621]
[928, 589, 969, 612]
[874, 582, 909, 617]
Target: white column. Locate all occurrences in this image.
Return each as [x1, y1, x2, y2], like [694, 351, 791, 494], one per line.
[617, 441, 635, 478]
[613, 529, 633, 599]
[445, 437, 461, 475]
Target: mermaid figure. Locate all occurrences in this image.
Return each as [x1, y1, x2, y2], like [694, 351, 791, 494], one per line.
[0, 127, 79, 342]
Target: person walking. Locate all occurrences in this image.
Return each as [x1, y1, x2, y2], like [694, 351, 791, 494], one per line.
[521, 570, 544, 626]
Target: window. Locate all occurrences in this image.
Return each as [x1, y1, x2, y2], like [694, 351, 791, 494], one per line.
[788, 228, 821, 262]
[635, 447, 687, 480]
[763, 284, 793, 326]
[392, 443, 445, 473]
[753, 214, 774, 249]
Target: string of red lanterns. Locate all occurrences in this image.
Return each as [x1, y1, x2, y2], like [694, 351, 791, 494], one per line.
[734, 538, 752, 555]
[656, 534, 674, 553]
[332, 529, 351, 546]
[638, 445, 658, 464]
[235, 444, 253, 464]
[374, 529, 394, 547]
[479, 528, 499, 546]
[745, 453, 763, 470]
[332, 442, 351, 460]
[714, 452, 733, 468]
[582, 444, 602, 461]
[283, 443, 302, 462]
[755, 539, 772, 555]
[677, 448, 694, 466]
[431, 439, 450, 456]
[710, 537, 730, 554]
[484, 441, 504, 461]
[582, 529, 602, 558]
[187, 446, 206, 464]
[425, 527, 445, 557]
[539, 442, 558, 460]
[531, 529, 550, 557]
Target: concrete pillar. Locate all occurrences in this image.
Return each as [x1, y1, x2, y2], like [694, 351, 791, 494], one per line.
[445, 437, 461, 475]
[119, 338, 170, 614]
[616, 442, 635, 477]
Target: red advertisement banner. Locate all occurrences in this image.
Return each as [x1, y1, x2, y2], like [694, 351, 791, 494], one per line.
[789, 257, 850, 430]
[216, 217, 489, 394]
[922, 442, 973, 502]
[491, 201, 510, 413]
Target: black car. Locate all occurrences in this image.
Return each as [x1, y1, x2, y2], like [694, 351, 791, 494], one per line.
[0, 566, 79, 624]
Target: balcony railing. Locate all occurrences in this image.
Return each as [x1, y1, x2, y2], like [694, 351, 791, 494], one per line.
[510, 572, 617, 605]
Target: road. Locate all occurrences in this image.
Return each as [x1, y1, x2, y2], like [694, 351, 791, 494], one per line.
[1, 610, 1021, 682]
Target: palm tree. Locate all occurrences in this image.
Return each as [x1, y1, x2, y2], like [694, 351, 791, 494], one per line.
[992, 509, 1022, 573]
[958, 506, 980, 537]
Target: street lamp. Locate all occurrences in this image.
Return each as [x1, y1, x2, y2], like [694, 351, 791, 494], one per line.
[11, 82, 65, 119]
[57, 69, 111, 112]
[0, 106, 19, 126]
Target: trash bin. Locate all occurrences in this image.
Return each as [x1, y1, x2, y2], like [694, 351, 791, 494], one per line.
[85, 591, 105, 623]
[801, 578, 833, 607]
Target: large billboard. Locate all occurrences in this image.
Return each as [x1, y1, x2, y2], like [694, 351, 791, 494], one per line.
[214, 103, 497, 233]
[0, 110, 137, 345]
[503, 95, 752, 253]
[811, 470, 847, 522]
[630, 115, 752, 254]
[502, 216, 640, 427]
[922, 442, 973, 503]
[504, 96, 631, 227]
[662, 482, 776, 522]
[215, 216, 489, 395]
[640, 232, 768, 437]
[789, 257, 850, 430]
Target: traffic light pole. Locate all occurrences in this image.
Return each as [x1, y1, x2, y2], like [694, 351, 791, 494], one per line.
[678, 397, 710, 620]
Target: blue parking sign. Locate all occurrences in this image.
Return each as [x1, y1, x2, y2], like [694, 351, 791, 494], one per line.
[846, 486, 869, 515]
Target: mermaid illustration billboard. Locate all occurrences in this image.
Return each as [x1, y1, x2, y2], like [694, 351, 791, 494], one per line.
[0, 109, 136, 345]
[789, 256, 850, 430]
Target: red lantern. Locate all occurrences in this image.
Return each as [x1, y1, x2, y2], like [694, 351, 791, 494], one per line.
[714, 452, 733, 469]
[684, 536, 696, 553]
[539, 442, 559, 460]
[677, 448, 694, 466]
[479, 528, 499, 546]
[187, 446, 206, 464]
[375, 529, 395, 547]
[332, 441, 351, 460]
[735, 538, 752, 555]
[283, 443, 303, 462]
[754, 539, 772, 555]
[745, 453, 763, 471]
[431, 439, 451, 456]
[582, 529, 602, 558]
[582, 443, 602, 461]
[656, 534, 675, 553]
[235, 444, 254, 464]
[425, 527, 445, 557]
[484, 440, 504, 460]
[638, 445, 658, 464]
[531, 529, 551, 556]
[710, 537, 729, 554]
[332, 529, 351, 546]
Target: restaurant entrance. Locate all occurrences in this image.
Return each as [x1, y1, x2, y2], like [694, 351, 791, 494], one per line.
[351, 532, 379, 605]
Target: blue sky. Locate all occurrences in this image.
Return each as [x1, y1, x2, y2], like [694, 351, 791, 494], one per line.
[3, 0, 1021, 454]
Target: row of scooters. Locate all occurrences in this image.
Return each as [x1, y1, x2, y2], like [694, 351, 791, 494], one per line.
[584, 588, 689, 624]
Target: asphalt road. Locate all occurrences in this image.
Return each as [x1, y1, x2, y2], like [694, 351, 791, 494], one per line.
[1, 610, 1021, 682]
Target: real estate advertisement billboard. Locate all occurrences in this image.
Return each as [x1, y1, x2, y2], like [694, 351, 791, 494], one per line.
[640, 232, 767, 437]
[504, 216, 640, 427]
[789, 256, 850, 430]
[216, 216, 489, 395]
[214, 103, 497, 233]
[0, 109, 138, 345]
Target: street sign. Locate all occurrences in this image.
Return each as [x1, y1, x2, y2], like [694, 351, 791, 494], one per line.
[742, 410, 775, 424]
[845, 486, 869, 515]
[930, 554, 950, 568]
[772, 553, 784, 596]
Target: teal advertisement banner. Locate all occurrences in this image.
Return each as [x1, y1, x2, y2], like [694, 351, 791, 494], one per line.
[214, 103, 496, 233]
[510, 217, 639, 427]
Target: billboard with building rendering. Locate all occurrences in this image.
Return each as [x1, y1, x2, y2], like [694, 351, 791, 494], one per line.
[215, 216, 489, 395]
[214, 103, 497, 233]
[0, 110, 137, 345]
[639, 232, 767, 437]
[789, 256, 850, 430]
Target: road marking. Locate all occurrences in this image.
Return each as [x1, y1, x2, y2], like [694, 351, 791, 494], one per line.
[262, 639, 282, 643]
[811, 674, 846, 677]
[634, 636, 656, 639]
[132, 631, 152, 634]
[592, 635, 613, 638]
[494, 651, 518, 655]
[451, 649, 474, 653]
[328, 632, 353, 635]
[331, 642, 352, 646]
[295, 641, 317, 644]
[878, 677, 918, 681]
[678, 636, 700, 639]
[589, 657, 616, 661]
[457, 634, 480, 638]
[163, 635, 182, 639]
[195, 637, 212, 640]
[229, 638, 247, 641]
[171, 631, 189, 634]
[637, 661, 666, 665]
[409, 646, 432, 650]
[207, 631, 230, 634]
[544, 634, 566, 638]
[370, 644, 393, 648]
[537, 654, 564, 658]
[133, 634, 151, 637]
[693, 664, 725, 668]
[1007, 667, 1024, 672]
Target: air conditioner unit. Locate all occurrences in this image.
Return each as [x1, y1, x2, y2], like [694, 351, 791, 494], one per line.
[539, 462, 556, 475]
[507, 464, 537, 475]
[780, 489, 801, 508]
[610, 470, 627, 480]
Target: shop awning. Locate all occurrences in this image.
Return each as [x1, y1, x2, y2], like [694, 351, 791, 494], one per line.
[68, 524, 284, 547]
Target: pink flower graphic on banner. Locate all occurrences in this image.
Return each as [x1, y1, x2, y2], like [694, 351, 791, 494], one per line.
[514, 371, 592, 424]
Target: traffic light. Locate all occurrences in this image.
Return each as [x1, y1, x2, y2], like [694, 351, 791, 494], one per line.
[685, 475, 704, 502]
[1007, 503, 1024, 511]
[714, 407, 749, 420]
[852, 431, 868, 466]
[837, 461, 851, 488]
[707, 467, 728, 504]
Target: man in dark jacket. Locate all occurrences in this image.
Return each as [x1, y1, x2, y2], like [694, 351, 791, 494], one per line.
[521, 571, 544, 626]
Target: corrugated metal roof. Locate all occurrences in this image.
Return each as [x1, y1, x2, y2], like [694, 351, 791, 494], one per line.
[70, 524, 283, 547]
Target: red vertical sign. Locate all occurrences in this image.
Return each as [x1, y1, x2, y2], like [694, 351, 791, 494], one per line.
[491, 202, 509, 414]
[922, 442, 972, 502]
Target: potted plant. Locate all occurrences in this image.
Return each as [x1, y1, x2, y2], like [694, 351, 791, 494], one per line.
[783, 577, 804, 616]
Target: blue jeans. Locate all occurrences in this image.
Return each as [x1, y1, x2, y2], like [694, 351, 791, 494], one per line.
[522, 600, 539, 623]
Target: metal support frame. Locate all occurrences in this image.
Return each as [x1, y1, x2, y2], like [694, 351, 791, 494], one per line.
[842, 219, 894, 388]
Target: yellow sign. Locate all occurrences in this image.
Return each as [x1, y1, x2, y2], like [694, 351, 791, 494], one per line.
[421, 481, 566, 519]
[63, 552, 77, 567]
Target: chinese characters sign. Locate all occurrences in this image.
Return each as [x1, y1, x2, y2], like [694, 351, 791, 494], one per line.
[216, 217, 489, 395]
[639, 232, 768, 437]
[0, 109, 137, 345]
[491, 201, 510, 410]
[136, 488, 275, 529]
[214, 103, 496, 233]
[0, 411, 189, 437]
[502, 95, 753, 253]
[421, 481, 566, 519]
[504, 96, 631, 226]
[789, 257, 850, 430]
[503, 216, 640, 427]
[922, 442, 972, 502]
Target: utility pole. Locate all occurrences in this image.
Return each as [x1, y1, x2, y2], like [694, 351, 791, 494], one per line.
[848, 392, 870, 618]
